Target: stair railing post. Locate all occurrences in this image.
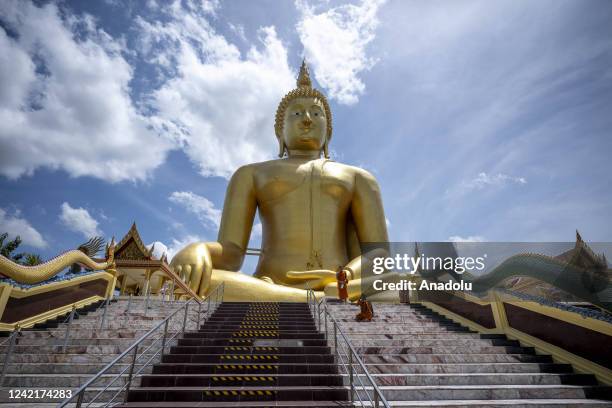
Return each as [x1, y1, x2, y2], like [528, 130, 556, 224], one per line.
[63, 306, 76, 354]
[124, 344, 139, 402]
[333, 320, 338, 357]
[349, 349, 354, 404]
[324, 307, 328, 340]
[161, 319, 169, 354]
[315, 299, 319, 330]
[144, 285, 151, 316]
[74, 388, 85, 408]
[197, 301, 202, 330]
[1, 326, 20, 386]
[182, 302, 189, 335]
[207, 295, 211, 320]
[99, 297, 110, 330]
[126, 294, 132, 314]
[374, 390, 379, 408]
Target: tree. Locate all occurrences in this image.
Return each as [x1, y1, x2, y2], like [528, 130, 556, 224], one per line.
[0, 232, 43, 266]
[0, 233, 25, 262]
[22, 253, 43, 266]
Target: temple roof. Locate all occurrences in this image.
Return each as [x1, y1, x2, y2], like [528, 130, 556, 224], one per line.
[114, 222, 154, 261]
[554, 230, 608, 270]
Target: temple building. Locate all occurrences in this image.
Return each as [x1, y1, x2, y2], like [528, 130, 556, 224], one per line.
[110, 222, 196, 299]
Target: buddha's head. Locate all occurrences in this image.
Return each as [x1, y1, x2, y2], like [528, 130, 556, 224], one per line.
[275, 61, 333, 158]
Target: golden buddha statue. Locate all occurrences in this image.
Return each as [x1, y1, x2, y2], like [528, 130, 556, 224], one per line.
[170, 61, 392, 302]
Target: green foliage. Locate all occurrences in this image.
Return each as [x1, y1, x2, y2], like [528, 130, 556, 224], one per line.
[0, 232, 43, 265]
[22, 253, 43, 266]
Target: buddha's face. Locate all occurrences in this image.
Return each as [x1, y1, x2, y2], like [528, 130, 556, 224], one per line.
[282, 96, 327, 152]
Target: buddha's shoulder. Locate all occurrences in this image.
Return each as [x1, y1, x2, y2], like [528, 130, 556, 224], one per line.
[234, 159, 289, 174]
[326, 161, 378, 181]
[229, 159, 286, 180]
[230, 159, 377, 180]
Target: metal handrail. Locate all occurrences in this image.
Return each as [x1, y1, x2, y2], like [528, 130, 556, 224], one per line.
[0, 327, 21, 386]
[58, 282, 225, 408]
[307, 290, 390, 408]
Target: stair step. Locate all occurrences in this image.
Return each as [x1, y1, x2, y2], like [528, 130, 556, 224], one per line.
[139, 373, 345, 387]
[377, 384, 610, 401]
[126, 385, 349, 402]
[117, 402, 352, 407]
[385, 399, 612, 407]
[152, 363, 340, 374]
[369, 373, 597, 386]
[365, 363, 573, 374]
[324, 302, 611, 406]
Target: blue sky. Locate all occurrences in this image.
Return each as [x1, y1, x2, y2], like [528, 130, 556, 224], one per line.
[1, 0, 611, 273]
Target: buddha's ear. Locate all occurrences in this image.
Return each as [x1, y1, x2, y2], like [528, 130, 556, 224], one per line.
[278, 138, 286, 157]
[323, 139, 330, 159]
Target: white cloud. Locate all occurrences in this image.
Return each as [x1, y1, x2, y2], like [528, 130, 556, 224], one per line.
[448, 235, 486, 242]
[447, 172, 527, 199]
[228, 22, 246, 42]
[0, 0, 302, 183]
[468, 172, 526, 189]
[169, 191, 221, 229]
[296, 0, 386, 105]
[0, 1, 174, 182]
[147, 241, 169, 260]
[137, 1, 295, 178]
[59, 202, 102, 238]
[463, 172, 527, 191]
[251, 222, 262, 238]
[0, 208, 47, 248]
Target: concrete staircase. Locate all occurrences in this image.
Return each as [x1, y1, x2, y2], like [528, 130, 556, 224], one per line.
[117, 301, 350, 407]
[326, 302, 612, 407]
[0, 296, 201, 407]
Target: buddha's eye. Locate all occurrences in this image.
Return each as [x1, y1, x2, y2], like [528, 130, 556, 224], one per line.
[314, 112, 319, 116]
[294, 112, 301, 116]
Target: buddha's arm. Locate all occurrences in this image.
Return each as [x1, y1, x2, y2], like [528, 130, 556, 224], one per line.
[345, 169, 390, 281]
[170, 165, 256, 295]
[212, 164, 257, 270]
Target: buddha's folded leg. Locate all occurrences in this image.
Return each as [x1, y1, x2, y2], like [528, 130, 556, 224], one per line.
[203, 269, 324, 302]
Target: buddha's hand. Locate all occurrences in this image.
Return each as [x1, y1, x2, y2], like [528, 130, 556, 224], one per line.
[286, 269, 339, 290]
[169, 242, 213, 296]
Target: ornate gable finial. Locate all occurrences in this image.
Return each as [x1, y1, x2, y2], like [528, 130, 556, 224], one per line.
[106, 236, 115, 265]
[297, 59, 312, 88]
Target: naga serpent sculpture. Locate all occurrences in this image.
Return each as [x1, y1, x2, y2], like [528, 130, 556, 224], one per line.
[0, 239, 115, 285]
[419, 252, 611, 312]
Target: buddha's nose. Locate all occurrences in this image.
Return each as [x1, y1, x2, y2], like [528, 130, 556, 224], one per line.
[302, 116, 312, 127]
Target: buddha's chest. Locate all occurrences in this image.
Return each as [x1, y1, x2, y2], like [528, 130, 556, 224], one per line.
[254, 160, 354, 205]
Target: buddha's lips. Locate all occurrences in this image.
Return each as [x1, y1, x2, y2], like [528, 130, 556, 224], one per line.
[298, 125, 314, 132]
